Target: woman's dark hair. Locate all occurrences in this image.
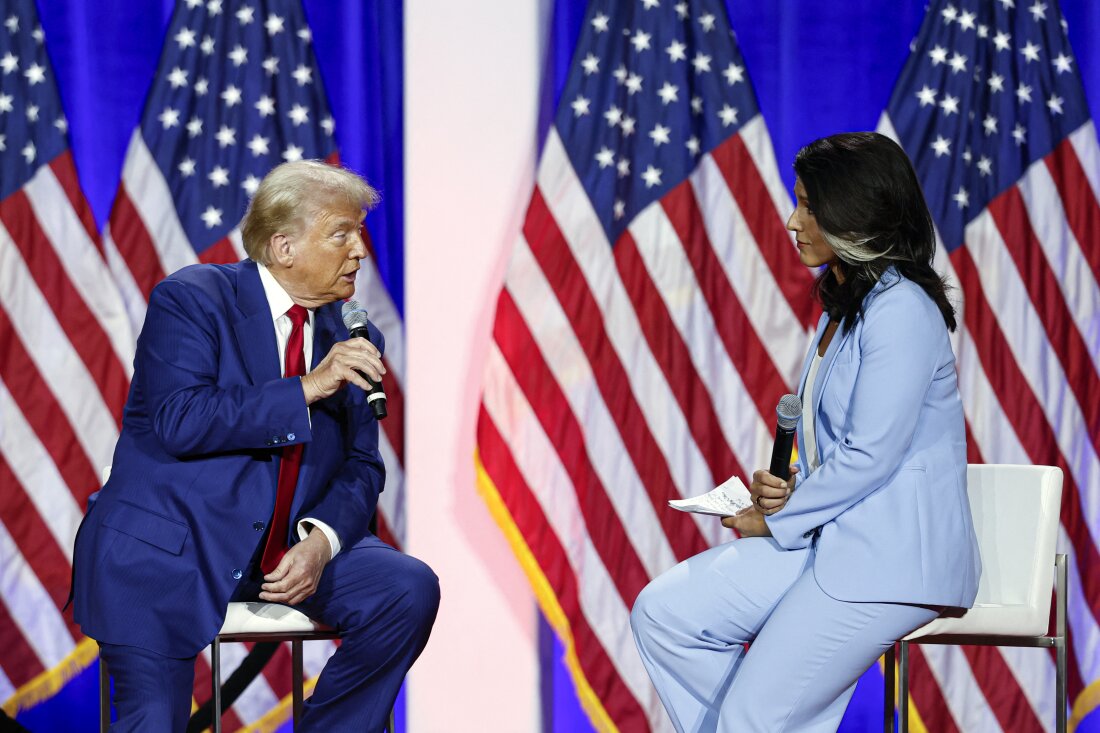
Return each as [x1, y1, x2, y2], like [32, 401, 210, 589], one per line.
[794, 131, 956, 332]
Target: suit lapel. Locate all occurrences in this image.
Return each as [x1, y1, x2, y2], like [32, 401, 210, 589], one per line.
[232, 260, 281, 386]
[795, 314, 828, 470]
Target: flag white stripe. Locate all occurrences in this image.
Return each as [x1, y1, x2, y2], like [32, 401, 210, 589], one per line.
[101, 225, 149, 337]
[919, 644, 1003, 732]
[120, 132, 198, 277]
[24, 166, 135, 374]
[628, 201, 770, 502]
[1068, 122, 1100, 205]
[0, 667, 14, 707]
[1016, 162, 1100, 377]
[691, 153, 809, 387]
[482, 343, 671, 731]
[965, 212, 1100, 553]
[739, 116, 797, 241]
[538, 130, 703, 510]
[303, 638, 338, 680]
[226, 228, 248, 261]
[0, 223, 119, 471]
[506, 235, 677, 577]
[0, 521, 74, 668]
[1000, 646, 1057, 732]
[0, 379, 83, 562]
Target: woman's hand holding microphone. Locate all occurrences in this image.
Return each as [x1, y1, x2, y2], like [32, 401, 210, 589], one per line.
[721, 465, 799, 537]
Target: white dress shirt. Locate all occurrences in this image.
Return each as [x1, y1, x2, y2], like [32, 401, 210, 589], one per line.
[257, 264, 342, 559]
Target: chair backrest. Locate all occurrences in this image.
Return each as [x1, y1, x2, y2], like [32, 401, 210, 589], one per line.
[967, 464, 1063, 613]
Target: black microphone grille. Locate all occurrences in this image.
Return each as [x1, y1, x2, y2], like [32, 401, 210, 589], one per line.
[341, 299, 370, 330]
[776, 393, 801, 430]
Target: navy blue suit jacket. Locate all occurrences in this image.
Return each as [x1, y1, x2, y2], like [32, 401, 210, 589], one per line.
[73, 260, 385, 658]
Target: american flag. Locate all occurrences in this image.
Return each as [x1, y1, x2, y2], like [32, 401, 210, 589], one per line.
[97, 0, 407, 728]
[0, 0, 133, 717]
[476, 0, 816, 729]
[878, 0, 1100, 730]
[0, 0, 133, 716]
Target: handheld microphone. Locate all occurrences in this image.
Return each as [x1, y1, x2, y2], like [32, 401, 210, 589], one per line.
[769, 394, 801, 481]
[340, 300, 388, 420]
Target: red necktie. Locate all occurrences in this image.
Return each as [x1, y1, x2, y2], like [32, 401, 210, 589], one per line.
[260, 304, 308, 574]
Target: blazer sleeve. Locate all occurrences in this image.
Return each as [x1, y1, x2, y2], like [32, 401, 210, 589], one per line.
[297, 320, 387, 548]
[138, 279, 313, 458]
[766, 286, 946, 549]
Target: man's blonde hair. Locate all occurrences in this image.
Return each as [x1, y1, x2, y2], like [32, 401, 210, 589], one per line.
[240, 160, 380, 265]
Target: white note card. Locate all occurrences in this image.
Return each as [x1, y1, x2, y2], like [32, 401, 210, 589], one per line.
[668, 475, 753, 516]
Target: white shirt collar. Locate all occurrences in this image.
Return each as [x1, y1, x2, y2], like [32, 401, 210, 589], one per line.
[257, 262, 313, 326]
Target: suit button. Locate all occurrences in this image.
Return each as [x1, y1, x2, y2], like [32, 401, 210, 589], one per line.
[287, 433, 296, 441]
[232, 569, 243, 580]
[253, 521, 265, 531]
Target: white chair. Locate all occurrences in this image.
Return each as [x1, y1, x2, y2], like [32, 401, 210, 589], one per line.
[883, 464, 1066, 732]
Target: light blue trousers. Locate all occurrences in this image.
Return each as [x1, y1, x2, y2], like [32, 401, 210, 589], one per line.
[630, 537, 939, 733]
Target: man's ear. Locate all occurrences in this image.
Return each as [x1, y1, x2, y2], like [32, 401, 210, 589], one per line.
[269, 233, 293, 267]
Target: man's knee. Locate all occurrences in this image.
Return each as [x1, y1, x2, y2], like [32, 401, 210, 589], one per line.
[396, 556, 440, 631]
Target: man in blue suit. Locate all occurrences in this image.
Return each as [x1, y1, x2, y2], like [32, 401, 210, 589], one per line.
[73, 161, 439, 731]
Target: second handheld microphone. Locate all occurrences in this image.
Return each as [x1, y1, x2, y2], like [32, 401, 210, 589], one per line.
[340, 300, 388, 420]
[769, 393, 802, 481]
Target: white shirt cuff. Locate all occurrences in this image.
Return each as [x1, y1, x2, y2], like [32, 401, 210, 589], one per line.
[297, 518, 341, 558]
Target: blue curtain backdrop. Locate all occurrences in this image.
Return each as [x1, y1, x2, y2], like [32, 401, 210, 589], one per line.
[15, 0, 1100, 730]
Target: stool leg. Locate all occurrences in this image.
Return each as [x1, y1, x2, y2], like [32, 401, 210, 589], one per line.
[212, 638, 222, 733]
[293, 640, 304, 728]
[884, 645, 895, 733]
[899, 641, 910, 733]
[99, 655, 110, 733]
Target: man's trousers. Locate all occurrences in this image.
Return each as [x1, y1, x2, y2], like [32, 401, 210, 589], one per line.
[100, 535, 439, 732]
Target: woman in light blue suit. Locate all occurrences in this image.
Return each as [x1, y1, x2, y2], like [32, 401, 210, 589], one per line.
[630, 132, 981, 732]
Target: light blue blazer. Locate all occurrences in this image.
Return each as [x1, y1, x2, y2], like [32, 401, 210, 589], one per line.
[766, 269, 981, 607]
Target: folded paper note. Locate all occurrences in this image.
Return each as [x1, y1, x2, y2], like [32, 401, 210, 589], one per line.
[668, 475, 753, 516]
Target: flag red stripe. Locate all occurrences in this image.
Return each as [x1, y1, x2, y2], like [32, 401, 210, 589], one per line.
[0, 598, 45, 688]
[108, 186, 168, 301]
[987, 187, 1100, 446]
[613, 230, 747, 485]
[478, 408, 649, 730]
[906, 646, 961, 733]
[197, 237, 238, 265]
[49, 152, 103, 256]
[0, 190, 129, 422]
[962, 646, 1046, 733]
[494, 291, 652, 605]
[710, 135, 816, 327]
[0, 307, 101, 503]
[525, 188, 708, 563]
[1045, 140, 1100, 287]
[953, 246, 1100, 623]
[374, 508, 398, 549]
[0, 456, 82, 643]
[379, 360, 405, 466]
[661, 181, 791, 423]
